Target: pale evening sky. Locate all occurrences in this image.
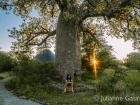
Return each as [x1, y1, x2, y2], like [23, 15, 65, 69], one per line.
[0, 10, 137, 60]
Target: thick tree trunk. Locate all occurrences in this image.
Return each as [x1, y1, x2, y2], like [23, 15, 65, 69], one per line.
[55, 12, 81, 81]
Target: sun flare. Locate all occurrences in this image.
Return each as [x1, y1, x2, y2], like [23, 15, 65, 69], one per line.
[90, 47, 99, 79]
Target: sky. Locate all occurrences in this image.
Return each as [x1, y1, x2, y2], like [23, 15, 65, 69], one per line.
[0, 10, 137, 60]
[0, 10, 22, 51]
[106, 36, 136, 60]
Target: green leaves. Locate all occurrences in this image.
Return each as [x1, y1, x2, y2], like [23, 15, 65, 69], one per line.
[0, 51, 15, 72]
[4, 0, 140, 56]
[125, 52, 140, 70]
[95, 1, 107, 13]
[61, 12, 75, 23]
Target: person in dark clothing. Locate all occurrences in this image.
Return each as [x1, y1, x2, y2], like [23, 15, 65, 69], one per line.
[64, 74, 74, 92]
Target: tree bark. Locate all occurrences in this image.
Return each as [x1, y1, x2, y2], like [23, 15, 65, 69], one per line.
[55, 12, 81, 81]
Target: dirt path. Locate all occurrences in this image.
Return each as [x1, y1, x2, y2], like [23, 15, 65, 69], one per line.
[0, 80, 41, 105]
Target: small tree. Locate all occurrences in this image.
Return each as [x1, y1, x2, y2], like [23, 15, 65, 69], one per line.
[97, 49, 119, 70]
[0, 51, 15, 72]
[125, 52, 140, 70]
[99, 65, 127, 95]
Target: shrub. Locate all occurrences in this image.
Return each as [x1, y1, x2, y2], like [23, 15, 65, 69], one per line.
[6, 79, 16, 90]
[125, 52, 140, 70]
[0, 51, 15, 73]
[125, 71, 140, 94]
[38, 61, 54, 84]
[0, 76, 4, 80]
[98, 68, 127, 95]
[10, 55, 55, 89]
[81, 69, 94, 81]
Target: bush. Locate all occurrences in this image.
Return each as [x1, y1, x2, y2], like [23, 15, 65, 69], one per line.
[98, 74, 114, 94]
[0, 76, 4, 80]
[0, 51, 15, 73]
[125, 52, 140, 70]
[98, 68, 127, 95]
[10, 55, 54, 89]
[6, 79, 16, 90]
[81, 69, 94, 81]
[38, 61, 54, 84]
[13, 58, 40, 86]
[125, 71, 140, 94]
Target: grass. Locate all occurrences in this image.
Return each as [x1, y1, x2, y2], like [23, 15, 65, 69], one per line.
[8, 84, 97, 105]
[33, 89, 94, 105]
[6, 69, 140, 105]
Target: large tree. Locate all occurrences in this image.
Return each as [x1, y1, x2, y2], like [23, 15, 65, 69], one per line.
[2, 0, 140, 81]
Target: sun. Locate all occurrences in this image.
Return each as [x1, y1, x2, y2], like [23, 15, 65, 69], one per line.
[90, 46, 99, 79]
[90, 59, 98, 79]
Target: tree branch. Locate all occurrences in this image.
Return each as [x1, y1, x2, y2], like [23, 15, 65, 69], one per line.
[103, 0, 131, 18]
[28, 30, 56, 46]
[78, 0, 132, 23]
[81, 25, 100, 45]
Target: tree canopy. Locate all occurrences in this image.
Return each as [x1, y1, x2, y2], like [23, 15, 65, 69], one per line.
[1, 0, 138, 53]
[1, 0, 140, 79]
[97, 48, 119, 69]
